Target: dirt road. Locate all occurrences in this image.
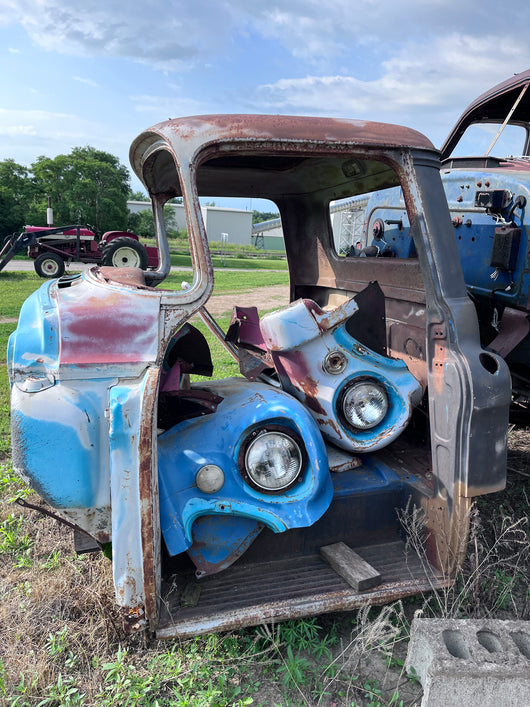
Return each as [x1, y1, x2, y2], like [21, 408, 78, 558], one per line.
[205, 284, 289, 316]
[0, 284, 290, 324]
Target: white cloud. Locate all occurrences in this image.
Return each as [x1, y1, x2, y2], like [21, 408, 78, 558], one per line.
[250, 33, 530, 144]
[0, 124, 36, 136]
[0, 0, 239, 69]
[0, 107, 132, 167]
[131, 94, 205, 118]
[2, 0, 530, 76]
[73, 76, 99, 88]
[8, 47, 20, 53]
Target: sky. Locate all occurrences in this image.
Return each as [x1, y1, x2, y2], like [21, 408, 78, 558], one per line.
[1, 0, 530, 207]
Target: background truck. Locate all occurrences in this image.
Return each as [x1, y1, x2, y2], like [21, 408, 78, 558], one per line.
[8, 113, 510, 637]
[353, 69, 530, 419]
[0, 223, 158, 277]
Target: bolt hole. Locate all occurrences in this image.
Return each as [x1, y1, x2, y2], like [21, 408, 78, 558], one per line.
[443, 630, 471, 659]
[480, 352, 499, 374]
[510, 631, 530, 659]
[477, 630, 503, 653]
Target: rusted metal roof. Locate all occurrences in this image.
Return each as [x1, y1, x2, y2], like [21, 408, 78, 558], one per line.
[130, 114, 435, 179]
[441, 69, 530, 159]
[130, 114, 437, 203]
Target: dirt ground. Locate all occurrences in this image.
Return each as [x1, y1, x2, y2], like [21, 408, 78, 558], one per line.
[0, 284, 290, 325]
[206, 284, 289, 316]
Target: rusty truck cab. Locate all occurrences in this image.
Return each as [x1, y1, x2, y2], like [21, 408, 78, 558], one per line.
[9, 115, 510, 637]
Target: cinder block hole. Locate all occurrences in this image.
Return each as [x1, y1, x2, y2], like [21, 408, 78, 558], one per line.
[510, 631, 530, 659]
[442, 630, 471, 659]
[477, 630, 503, 653]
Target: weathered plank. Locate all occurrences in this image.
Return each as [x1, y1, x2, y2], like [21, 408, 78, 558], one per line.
[320, 542, 382, 591]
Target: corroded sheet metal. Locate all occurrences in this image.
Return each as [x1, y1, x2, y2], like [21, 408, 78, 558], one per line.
[157, 577, 445, 639]
[260, 296, 422, 453]
[155, 542, 448, 639]
[57, 271, 160, 366]
[138, 366, 161, 628]
[131, 115, 435, 177]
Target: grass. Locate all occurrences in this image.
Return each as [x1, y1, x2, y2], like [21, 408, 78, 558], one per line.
[170, 253, 287, 270]
[0, 272, 46, 319]
[0, 441, 528, 705]
[1, 268, 529, 705]
[161, 269, 289, 293]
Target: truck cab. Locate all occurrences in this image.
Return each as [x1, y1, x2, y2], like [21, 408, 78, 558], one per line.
[359, 70, 530, 418]
[8, 115, 510, 637]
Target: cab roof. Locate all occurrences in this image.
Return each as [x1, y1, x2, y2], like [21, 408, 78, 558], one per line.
[130, 114, 436, 199]
[441, 69, 530, 160]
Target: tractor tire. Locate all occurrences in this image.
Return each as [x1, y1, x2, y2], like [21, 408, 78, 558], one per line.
[101, 237, 148, 269]
[34, 253, 66, 279]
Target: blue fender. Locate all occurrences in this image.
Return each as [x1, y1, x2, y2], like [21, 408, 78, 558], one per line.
[157, 378, 332, 564]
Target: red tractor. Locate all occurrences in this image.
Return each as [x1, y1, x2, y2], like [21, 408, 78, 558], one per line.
[0, 224, 158, 277]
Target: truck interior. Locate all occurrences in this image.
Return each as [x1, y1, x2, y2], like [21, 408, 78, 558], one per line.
[129, 146, 450, 637]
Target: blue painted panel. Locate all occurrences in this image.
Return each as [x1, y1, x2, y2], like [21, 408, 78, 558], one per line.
[11, 384, 102, 508]
[8, 281, 59, 376]
[187, 515, 264, 577]
[157, 379, 332, 557]
[364, 171, 530, 309]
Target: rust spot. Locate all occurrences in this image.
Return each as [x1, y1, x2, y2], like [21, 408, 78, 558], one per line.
[150, 114, 436, 152]
[138, 368, 160, 628]
[299, 375, 327, 416]
[317, 416, 342, 437]
[121, 605, 146, 633]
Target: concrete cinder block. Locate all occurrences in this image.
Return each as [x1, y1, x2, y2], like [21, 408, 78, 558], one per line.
[406, 618, 530, 707]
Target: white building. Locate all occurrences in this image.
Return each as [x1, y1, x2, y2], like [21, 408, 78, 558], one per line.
[127, 201, 253, 246]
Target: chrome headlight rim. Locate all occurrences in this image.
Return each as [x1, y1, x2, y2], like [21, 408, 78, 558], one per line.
[337, 376, 389, 432]
[238, 424, 307, 495]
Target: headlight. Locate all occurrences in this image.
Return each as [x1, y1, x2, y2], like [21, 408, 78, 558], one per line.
[240, 427, 305, 493]
[339, 378, 389, 430]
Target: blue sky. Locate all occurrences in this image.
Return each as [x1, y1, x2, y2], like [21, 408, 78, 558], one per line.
[1, 0, 530, 205]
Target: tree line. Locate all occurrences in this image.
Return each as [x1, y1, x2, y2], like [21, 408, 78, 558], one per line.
[0, 147, 134, 241]
[0, 146, 279, 243]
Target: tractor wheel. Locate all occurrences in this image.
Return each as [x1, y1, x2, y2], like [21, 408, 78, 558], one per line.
[34, 253, 66, 279]
[101, 237, 148, 269]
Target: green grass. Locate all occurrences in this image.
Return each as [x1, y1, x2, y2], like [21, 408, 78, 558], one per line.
[0, 367, 10, 458]
[162, 269, 288, 294]
[0, 273, 44, 319]
[0, 269, 288, 316]
[170, 253, 287, 270]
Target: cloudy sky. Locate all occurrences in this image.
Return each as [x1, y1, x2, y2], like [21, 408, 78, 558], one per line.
[1, 0, 530, 196]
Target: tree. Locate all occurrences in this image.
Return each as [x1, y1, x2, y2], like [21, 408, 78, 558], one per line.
[252, 210, 279, 224]
[128, 189, 149, 201]
[0, 159, 33, 241]
[28, 147, 131, 234]
[127, 203, 185, 240]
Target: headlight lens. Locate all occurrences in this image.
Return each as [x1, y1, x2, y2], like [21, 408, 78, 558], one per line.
[242, 429, 304, 493]
[340, 379, 389, 430]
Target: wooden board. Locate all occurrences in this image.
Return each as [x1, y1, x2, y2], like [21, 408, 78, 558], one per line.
[320, 542, 382, 591]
